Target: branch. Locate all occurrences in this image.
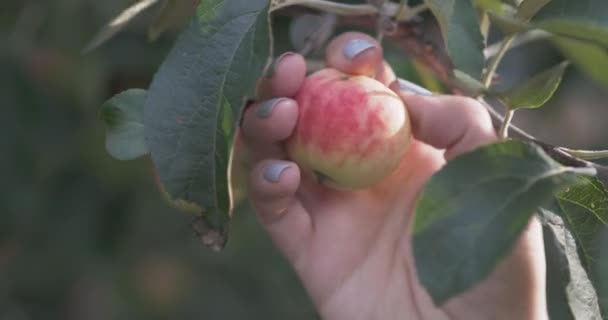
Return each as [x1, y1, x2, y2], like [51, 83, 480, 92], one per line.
[484, 30, 550, 59]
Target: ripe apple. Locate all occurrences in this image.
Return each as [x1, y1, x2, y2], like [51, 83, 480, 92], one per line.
[286, 68, 412, 190]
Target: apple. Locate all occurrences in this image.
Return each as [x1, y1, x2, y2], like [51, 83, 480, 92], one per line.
[286, 68, 412, 190]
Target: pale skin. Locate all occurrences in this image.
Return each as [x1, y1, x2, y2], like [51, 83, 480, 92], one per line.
[239, 32, 548, 320]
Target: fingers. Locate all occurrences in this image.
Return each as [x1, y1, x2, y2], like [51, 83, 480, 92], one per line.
[324, 32, 384, 77]
[248, 160, 312, 265]
[258, 52, 307, 100]
[390, 80, 497, 160]
[242, 51, 304, 161]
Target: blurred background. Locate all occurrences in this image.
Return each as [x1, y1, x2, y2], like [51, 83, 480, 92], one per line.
[1, 0, 606, 320]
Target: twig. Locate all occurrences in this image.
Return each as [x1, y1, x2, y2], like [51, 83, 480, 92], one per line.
[559, 148, 608, 161]
[499, 110, 515, 139]
[482, 35, 515, 88]
[484, 30, 550, 59]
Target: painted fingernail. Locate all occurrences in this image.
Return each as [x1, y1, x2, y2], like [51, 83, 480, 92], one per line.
[266, 52, 295, 78]
[398, 78, 433, 96]
[256, 98, 284, 118]
[343, 39, 376, 60]
[264, 162, 291, 183]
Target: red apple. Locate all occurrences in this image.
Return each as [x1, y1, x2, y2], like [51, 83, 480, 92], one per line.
[286, 68, 412, 190]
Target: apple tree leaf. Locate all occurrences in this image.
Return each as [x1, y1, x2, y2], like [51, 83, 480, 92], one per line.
[143, 0, 272, 250]
[551, 37, 608, 87]
[541, 209, 602, 319]
[515, 0, 550, 21]
[100, 89, 148, 161]
[413, 140, 594, 304]
[500, 61, 569, 110]
[424, 0, 485, 79]
[555, 176, 608, 316]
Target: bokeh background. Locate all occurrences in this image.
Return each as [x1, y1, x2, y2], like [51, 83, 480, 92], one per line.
[1, 1, 606, 319]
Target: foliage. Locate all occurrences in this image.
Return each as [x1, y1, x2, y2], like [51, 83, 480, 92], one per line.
[24, 0, 607, 318]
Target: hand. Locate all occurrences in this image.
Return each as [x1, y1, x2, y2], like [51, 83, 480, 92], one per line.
[238, 32, 548, 320]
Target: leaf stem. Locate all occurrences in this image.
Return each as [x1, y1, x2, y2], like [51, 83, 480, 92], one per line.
[482, 35, 515, 88]
[499, 109, 515, 140]
[559, 148, 608, 161]
[481, 35, 515, 138]
[484, 30, 550, 59]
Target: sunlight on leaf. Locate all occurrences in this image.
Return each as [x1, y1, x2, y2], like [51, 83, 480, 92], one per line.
[542, 209, 602, 319]
[500, 61, 569, 110]
[555, 176, 608, 316]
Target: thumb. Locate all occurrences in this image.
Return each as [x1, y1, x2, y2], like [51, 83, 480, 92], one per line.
[391, 79, 497, 160]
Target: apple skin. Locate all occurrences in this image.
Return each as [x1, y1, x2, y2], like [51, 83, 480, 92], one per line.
[286, 68, 412, 190]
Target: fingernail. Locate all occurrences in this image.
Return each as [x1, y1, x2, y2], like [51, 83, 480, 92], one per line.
[256, 98, 284, 118]
[398, 78, 433, 96]
[343, 39, 376, 60]
[266, 52, 295, 78]
[264, 162, 291, 183]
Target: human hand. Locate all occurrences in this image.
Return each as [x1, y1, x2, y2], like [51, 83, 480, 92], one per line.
[238, 31, 548, 320]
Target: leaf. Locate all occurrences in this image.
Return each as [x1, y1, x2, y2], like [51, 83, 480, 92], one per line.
[500, 61, 569, 110]
[424, 0, 485, 79]
[412, 140, 593, 305]
[541, 209, 603, 319]
[84, 0, 160, 53]
[552, 37, 608, 88]
[148, 0, 199, 41]
[452, 69, 486, 96]
[555, 176, 608, 316]
[100, 89, 148, 161]
[143, 0, 272, 250]
[532, 0, 608, 49]
[539, 20, 608, 49]
[515, 0, 550, 21]
[533, 0, 608, 27]
[473, 0, 506, 14]
[487, 11, 530, 35]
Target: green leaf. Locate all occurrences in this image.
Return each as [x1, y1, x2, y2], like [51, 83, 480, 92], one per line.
[540, 20, 608, 48]
[552, 37, 608, 88]
[100, 89, 148, 161]
[533, 0, 608, 26]
[452, 69, 486, 96]
[143, 0, 272, 250]
[532, 0, 608, 49]
[546, 179, 608, 317]
[555, 176, 608, 316]
[473, 0, 505, 14]
[515, 0, 550, 21]
[487, 11, 530, 35]
[424, 0, 485, 79]
[413, 140, 591, 305]
[541, 209, 602, 319]
[500, 61, 569, 110]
